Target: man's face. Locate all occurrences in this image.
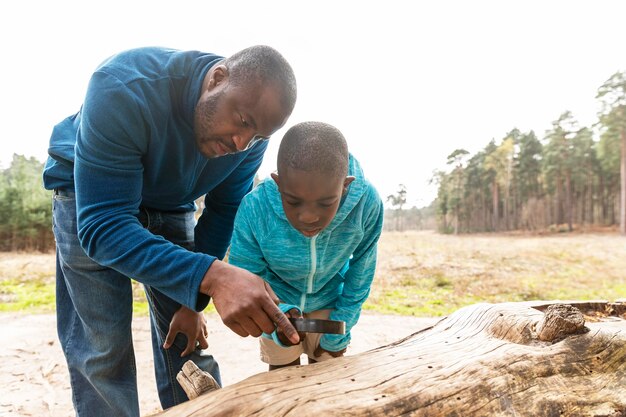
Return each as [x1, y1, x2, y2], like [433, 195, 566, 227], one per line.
[272, 169, 354, 238]
[194, 70, 289, 158]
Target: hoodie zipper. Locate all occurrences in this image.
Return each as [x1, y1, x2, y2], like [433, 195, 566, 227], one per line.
[299, 235, 317, 311]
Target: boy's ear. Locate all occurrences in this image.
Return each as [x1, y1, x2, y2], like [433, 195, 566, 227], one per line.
[343, 176, 356, 192]
[271, 172, 280, 187]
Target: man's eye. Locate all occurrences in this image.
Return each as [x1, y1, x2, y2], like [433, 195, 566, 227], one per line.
[286, 201, 300, 207]
[240, 115, 249, 127]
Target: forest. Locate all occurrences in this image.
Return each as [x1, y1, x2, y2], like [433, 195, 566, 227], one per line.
[429, 70, 626, 234]
[1, 71, 624, 250]
[0, 155, 52, 251]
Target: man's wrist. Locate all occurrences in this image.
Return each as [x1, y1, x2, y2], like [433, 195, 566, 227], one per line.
[199, 259, 227, 296]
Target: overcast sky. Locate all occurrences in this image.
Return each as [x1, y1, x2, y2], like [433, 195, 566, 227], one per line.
[1, 0, 624, 207]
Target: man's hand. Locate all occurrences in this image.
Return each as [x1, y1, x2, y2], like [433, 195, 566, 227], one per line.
[314, 345, 346, 358]
[276, 308, 306, 346]
[200, 260, 299, 345]
[163, 305, 209, 357]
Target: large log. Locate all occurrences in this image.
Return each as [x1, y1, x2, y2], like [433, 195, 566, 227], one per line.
[157, 301, 626, 417]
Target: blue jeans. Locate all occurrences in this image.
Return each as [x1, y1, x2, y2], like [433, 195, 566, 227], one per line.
[53, 189, 221, 417]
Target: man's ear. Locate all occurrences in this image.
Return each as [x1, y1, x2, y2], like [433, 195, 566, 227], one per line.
[271, 172, 280, 187]
[343, 176, 356, 193]
[207, 64, 228, 90]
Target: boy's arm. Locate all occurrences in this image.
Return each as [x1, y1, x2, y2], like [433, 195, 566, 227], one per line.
[320, 189, 384, 352]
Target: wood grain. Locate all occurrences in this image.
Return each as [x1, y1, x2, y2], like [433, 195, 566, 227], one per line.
[156, 301, 626, 417]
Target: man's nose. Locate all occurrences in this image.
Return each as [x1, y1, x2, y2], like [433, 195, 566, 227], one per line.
[232, 131, 256, 151]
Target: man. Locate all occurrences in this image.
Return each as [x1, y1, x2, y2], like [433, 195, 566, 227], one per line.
[42, 45, 299, 417]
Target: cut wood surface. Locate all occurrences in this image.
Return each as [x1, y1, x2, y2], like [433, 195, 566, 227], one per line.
[157, 300, 626, 417]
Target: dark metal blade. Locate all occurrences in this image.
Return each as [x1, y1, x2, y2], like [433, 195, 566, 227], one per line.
[288, 317, 346, 334]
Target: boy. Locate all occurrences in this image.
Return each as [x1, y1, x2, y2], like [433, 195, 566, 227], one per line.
[229, 121, 384, 370]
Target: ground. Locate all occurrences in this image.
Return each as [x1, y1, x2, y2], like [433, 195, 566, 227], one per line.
[4, 231, 624, 416]
[0, 312, 438, 417]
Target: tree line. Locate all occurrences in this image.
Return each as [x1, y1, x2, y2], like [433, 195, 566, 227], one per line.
[3, 71, 624, 251]
[384, 184, 437, 232]
[433, 71, 626, 235]
[0, 155, 53, 251]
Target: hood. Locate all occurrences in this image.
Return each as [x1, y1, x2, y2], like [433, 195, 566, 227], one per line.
[264, 153, 367, 234]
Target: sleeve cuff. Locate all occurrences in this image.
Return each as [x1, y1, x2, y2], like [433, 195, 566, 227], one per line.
[320, 331, 351, 352]
[192, 256, 217, 312]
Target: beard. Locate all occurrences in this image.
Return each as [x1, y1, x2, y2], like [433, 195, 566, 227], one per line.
[194, 90, 227, 158]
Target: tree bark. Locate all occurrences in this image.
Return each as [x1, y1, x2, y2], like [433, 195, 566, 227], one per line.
[492, 180, 499, 232]
[156, 301, 626, 417]
[619, 125, 626, 235]
[565, 171, 573, 232]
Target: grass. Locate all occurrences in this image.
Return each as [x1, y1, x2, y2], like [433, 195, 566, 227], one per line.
[364, 230, 626, 316]
[0, 253, 220, 315]
[1, 231, 626, 316]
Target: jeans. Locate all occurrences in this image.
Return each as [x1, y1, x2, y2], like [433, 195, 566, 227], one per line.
[52, 189, 221, 417]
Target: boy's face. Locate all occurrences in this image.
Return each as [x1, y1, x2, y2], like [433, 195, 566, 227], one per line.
[271, 169, 355, 237]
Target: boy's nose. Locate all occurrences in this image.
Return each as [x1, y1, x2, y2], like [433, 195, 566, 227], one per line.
[298, 211, 319, 224]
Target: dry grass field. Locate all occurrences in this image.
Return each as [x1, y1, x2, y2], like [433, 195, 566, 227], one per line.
[369, 230, 626, 316]
[1, 231, 625, 416]
[1, 230, 625, 316]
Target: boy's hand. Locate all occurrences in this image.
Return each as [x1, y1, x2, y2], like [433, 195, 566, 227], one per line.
[276, 308, 306, 346]
[314, 345, 346, 358]
[164, 306, 209, 357]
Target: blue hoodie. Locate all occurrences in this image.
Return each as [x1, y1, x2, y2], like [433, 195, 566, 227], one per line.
[42, 47, 268, 311]
[229, 155, 384, 351]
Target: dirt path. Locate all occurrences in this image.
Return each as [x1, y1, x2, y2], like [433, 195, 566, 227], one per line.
[0, 312, 438, 417]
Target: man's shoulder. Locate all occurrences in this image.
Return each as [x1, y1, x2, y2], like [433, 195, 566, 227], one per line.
[97, 47, 219, 79]
[107, 46, 191, 61]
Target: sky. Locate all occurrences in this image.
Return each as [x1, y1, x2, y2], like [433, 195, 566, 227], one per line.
[1, 0, 625, 208]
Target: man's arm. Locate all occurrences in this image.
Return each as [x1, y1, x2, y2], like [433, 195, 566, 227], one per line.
[216, 190, 302, 341]
[194, 141, 268, 259]
[75, 71, 213, 310]
[75, 71, 297, 342]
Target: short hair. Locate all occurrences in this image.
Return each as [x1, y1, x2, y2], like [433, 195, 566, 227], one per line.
[277, 121, 349, 179]
[222, 45, 297, 113]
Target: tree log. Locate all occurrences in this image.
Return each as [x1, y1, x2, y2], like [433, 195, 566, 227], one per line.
[157, 301, 626, 417]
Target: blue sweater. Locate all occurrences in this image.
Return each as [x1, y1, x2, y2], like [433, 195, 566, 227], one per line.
[42, 47, 268, 311]
[228, 155, 384, 351]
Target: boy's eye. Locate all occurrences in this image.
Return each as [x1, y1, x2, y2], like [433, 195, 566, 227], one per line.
[286, 200, 300, 207]
[319, 203, 334, 208]
[240, 115, 249, 127]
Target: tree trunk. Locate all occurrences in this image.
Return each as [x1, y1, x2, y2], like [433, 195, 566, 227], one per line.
[555, 175, 563, 226]
[483, 193, 488, 232]
[566, 171, 573, 232]
[492, 180, 499, 232]
[619, 129, 626, 235]
[585, 164, 591, 225]
[157, 301, 626, 417]
[599, 175, 607, 225]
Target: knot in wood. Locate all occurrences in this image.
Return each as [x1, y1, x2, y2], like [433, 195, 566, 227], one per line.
[536, 304, 585, 342]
